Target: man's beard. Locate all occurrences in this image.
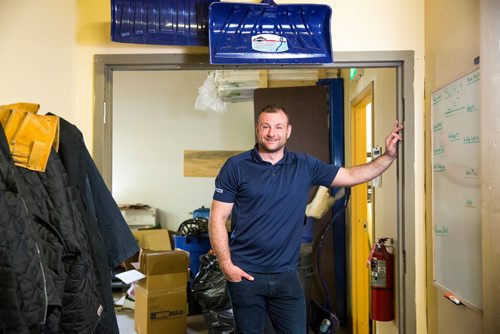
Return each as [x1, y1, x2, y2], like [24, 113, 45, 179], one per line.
[258, 138, 286, 153]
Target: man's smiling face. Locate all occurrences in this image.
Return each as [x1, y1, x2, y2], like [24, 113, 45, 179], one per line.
[255, 109, 292, 154]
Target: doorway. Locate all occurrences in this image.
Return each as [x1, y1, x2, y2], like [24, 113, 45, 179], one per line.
[350, 82, 374, 334]
[92, 52, 415, 334]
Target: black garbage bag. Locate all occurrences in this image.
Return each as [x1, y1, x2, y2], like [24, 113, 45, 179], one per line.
[191, 253, 234, 333]
[191, 253, 230, 311]
[203, 309, 234, 334]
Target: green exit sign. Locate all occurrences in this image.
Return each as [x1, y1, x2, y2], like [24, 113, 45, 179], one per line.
[350, 68, 357, 81]
[349, 68, 364, 82]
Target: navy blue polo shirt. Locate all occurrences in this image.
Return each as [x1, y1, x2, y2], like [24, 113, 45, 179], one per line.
[213, 145, 339, 273]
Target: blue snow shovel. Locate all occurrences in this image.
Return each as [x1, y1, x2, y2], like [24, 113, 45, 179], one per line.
[209, 0, 333, 64]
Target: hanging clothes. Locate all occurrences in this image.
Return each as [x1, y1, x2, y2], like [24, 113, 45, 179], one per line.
[0, 104, 139, 334]
[55, 116, 139, 334]
[0, 124, 48, 333]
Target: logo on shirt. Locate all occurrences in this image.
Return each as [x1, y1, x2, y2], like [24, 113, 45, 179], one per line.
[215, 187, 224, 194]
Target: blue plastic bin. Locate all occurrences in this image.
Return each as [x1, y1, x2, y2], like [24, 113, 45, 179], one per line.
[174, 234, 212, 280]
[192, 206, 210, 219]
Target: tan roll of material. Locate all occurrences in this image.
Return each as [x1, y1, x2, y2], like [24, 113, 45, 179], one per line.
[305, 186, 336, 220]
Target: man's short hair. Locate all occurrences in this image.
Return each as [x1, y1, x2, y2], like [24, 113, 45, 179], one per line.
[258, 104, 290, 124]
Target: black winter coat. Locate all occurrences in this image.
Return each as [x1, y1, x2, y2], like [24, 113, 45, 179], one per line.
[55, 117, 138, 334]
[1, 117, 138, 333]
[55, 117, 138, 271]
[16, 149, 103, 333]
[0, 126, 48, 333]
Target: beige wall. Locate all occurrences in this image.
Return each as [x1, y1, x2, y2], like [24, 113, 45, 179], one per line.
[480, 1, 500, 332]
[0, 0, 77, 122]
[425, 0, 482, 333]
[0, 0, 426, 332]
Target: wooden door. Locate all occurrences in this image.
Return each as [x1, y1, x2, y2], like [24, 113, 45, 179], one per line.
[254, 86, 329, 162]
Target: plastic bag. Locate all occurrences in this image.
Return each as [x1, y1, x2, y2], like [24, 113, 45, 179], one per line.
[203, 308, 234, 334]
[191, 253, 231, 311]
[191, 253, 234, 333]
[195, 73, 228, 113]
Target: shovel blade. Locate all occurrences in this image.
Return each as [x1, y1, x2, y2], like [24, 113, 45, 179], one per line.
[209, 2, 333, 64]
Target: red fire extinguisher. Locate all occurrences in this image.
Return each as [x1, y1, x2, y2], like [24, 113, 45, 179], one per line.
[369, 237, 394, 321]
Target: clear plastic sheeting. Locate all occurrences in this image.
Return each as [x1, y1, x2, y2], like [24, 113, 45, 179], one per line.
[195, 69, 328, 108]
[195, 73, 228, 113]
[214, 70, 261, 103]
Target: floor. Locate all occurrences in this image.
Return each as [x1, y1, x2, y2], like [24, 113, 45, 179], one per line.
[116, 308, 349, 334]
[114, 291, 348, 334]
[116, 308, 208, 334]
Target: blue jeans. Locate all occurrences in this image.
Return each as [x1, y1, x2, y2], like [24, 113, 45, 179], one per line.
[227, 270, 306, 334]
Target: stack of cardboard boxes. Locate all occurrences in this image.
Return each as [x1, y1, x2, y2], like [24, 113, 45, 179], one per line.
[129, 230, 190, 334]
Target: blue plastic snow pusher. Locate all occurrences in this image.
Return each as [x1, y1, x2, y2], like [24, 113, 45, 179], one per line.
[209, 0, 332, 64]
[111, 0, 217, 46]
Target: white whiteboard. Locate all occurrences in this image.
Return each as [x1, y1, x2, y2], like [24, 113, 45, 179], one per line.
[431, 68, 482, 310]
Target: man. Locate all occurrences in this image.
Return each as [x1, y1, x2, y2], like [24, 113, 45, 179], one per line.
[209, 105, 403, 333]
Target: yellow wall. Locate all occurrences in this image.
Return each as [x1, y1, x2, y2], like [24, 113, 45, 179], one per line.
[425, 0, 482, 333]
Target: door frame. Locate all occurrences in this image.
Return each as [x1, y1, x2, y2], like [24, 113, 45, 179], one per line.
[93, 51, 416, 334]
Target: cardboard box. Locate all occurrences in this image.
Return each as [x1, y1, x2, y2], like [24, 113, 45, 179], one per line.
[134, 250, 190, 334]
[132, 229, 172, 251]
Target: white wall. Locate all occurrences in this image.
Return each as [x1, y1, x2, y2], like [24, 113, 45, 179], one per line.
[112, 70, 254, 230]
